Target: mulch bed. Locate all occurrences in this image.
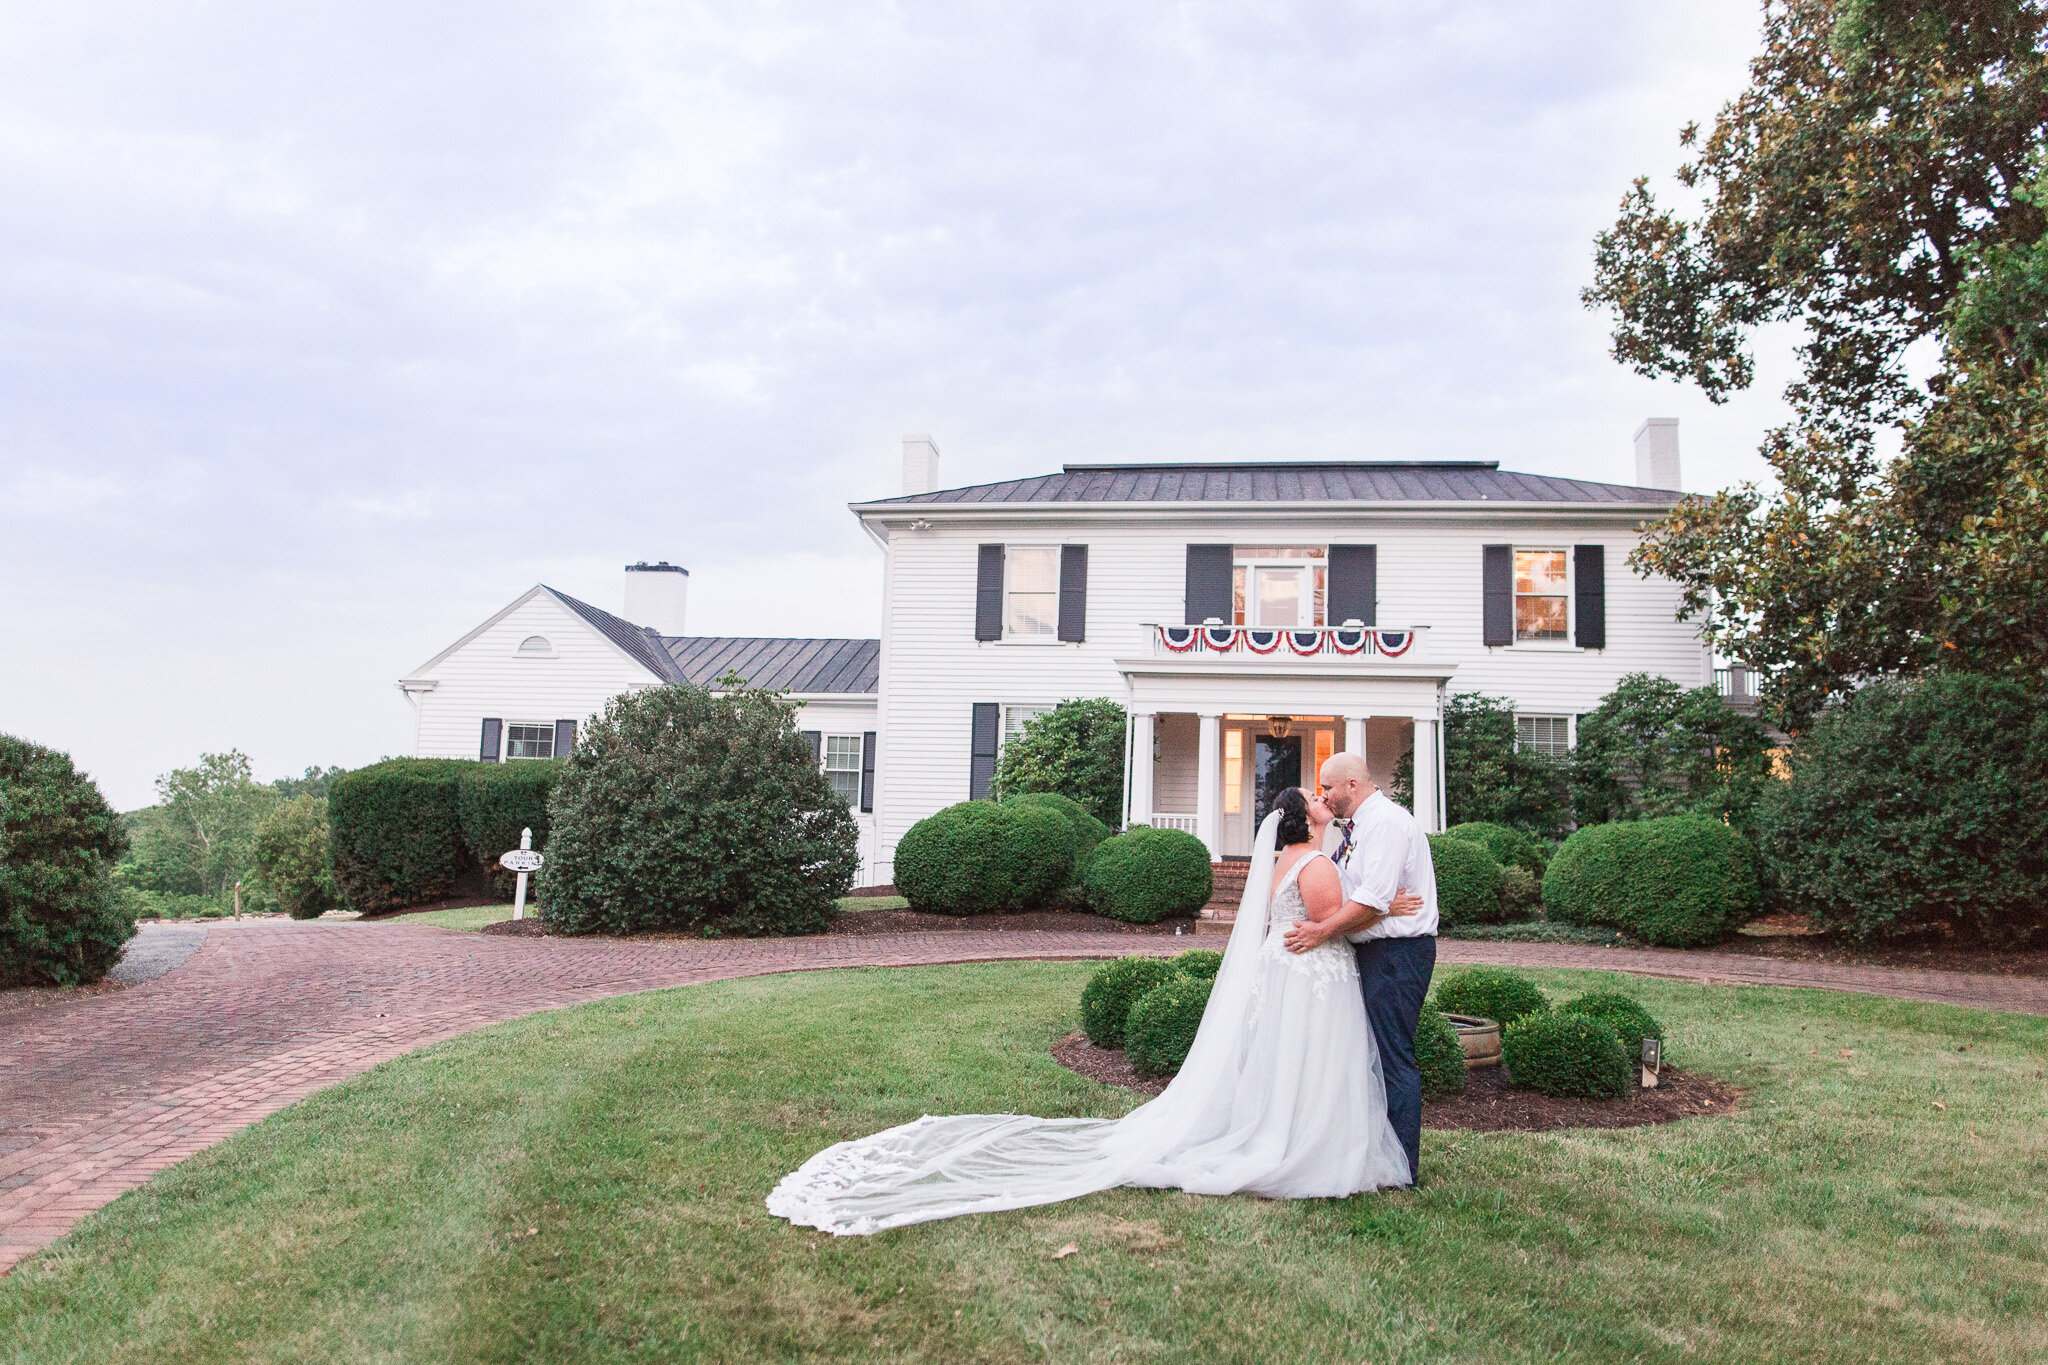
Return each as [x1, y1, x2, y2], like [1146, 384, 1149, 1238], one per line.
[1721, 927, 2048, 979]
[828, 908, 1200, 937]
[478, 918, 552, 937]
[1051, 1032, 1740, 1132]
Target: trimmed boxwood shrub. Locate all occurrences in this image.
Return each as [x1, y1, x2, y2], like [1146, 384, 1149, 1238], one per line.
[1560, 991, 1664, 1058]
[1172, 948, 1223, 980]
[1417, 1007, 1467, 1101]
[328, 759, 469, 911]
[1543, 814, 1760, 947]
[894, 801, 1075, 915]
[1759, 674, 2048, 943]
[0, 734, 135, 987]
[1080, 956, 1180, 1048]
[1003, 791, 1109, 884]
[539, 683, 858, 937]
[1502, 1012, 1632, 1099]
[1429, 834, 1506, 928]
[1085, 827, 1213, 924]
[1443, 821, 1548, 878]
[459, 759, 563, 899]
[1126, 974, 1214, 1077]
[1431, 966, 1549, 1027]
[1499, 865, 1541, 921]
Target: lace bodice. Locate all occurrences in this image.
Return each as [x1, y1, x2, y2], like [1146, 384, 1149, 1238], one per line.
[1257, 853, 1355, 997]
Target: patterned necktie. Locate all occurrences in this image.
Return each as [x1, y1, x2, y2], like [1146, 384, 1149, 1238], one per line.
[1333, 818, 1355, 864]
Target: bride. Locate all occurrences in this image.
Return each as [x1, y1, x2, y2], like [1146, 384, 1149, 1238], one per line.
[766, 786, 1413, 1236]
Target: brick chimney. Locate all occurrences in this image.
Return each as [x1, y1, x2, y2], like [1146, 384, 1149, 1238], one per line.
[901, 434, 940, 495]
[1633, 418, 1681, 490]
[623, 561, 689, 637]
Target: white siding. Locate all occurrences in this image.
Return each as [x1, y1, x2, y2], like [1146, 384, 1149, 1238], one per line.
[870, 512, 1704, 870]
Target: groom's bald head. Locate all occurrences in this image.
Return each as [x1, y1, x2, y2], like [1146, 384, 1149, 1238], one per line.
[1317, 752, 1375, 817]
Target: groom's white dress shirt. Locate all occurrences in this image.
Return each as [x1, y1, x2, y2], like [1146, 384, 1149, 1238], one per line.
[1330, 790, 1439, 943]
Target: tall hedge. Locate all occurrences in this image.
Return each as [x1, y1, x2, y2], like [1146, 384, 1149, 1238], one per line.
[328, 760, 470, 911]
[894, 801, 1076, 915]
[540, 683, 858, 936]
[0, 734, 136, 987]
[458, 759, 563, 897]
[1760, 674, 2048, 942]
[1543, 815, 1760, 947]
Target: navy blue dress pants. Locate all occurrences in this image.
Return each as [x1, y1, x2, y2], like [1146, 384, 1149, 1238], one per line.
[1354, 935, 1437, 1186]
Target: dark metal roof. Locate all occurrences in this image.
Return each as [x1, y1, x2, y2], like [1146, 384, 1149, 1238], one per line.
[549, 588, 878, 694]
[861, 461, 1681, 507]
[662, 636, 879, 695]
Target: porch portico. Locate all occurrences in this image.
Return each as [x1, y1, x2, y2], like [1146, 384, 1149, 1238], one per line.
[1118, 631, 1453, 858]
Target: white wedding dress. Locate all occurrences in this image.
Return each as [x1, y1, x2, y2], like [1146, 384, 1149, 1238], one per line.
[765, 812, 1411, 1235]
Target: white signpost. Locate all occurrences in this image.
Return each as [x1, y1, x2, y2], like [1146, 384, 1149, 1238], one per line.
[499, 828, 545, 921]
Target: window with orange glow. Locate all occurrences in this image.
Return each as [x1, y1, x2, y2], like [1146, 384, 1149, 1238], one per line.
[1314, 729, 1334, 779]
[1223, 730, 1243, 813]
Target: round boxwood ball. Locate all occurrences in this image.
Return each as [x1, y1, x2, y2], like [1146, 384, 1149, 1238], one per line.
[1080, 956, 1180, 1048]
[1002, 791, 1110, 882]
[1431, 966, 1549, 1027]
[1171, 948, 1223, 980]
[1416, 1007, 1467, 1101]
[1084, 827, 1213, 924]
[894, 800, 1077, 915]
[1502, 1012, 1633, 1099]
[1542, 814, 1760, 947]
[1443, 821, 1548, 878]
[1125, 974, 1214, 1077]
[1429, 834, 1506, 927]
[1560, 991, 1665, 1058]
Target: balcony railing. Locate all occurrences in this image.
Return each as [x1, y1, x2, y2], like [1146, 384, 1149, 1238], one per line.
[1149, 624, 1426, 660]
[1715, 666, 1760, 712]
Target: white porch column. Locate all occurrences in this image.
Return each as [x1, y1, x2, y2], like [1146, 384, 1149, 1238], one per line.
[1343, 714, 1368, 761]
[1410, 714, 1442, 832]
[1127, 710, 1155, 828]
[1195, 711, 1223, 858]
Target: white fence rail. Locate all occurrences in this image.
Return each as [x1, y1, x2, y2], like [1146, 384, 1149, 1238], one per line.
[1143, 812, 1200, 834]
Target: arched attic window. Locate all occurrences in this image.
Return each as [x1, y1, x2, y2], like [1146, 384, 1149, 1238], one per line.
[517, 635, 553, 656]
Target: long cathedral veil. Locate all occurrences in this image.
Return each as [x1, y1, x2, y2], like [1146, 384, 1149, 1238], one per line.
[765, 812, 1288, 1236]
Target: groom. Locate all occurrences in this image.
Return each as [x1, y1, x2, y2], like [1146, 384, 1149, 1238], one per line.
[1283, 751, 1438, 1186]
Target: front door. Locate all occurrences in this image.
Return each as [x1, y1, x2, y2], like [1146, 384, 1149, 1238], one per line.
[1254, 735, 1301, 831]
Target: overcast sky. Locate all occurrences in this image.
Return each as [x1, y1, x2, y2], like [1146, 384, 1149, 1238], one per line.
[2, 1, 1808, 810]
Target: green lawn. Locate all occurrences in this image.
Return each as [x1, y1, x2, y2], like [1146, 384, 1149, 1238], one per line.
[4, 965, 2044, 1364]
[833, 895, 911, 913]
[378, 904, 519, 931]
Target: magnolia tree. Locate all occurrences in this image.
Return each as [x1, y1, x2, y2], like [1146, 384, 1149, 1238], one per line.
[995, 698, 1127, 828]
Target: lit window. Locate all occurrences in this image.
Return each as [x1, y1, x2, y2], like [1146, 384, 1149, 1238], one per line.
[823, 735, 862, 803]
[1003, 705, 1052, 749]
[1223, 730, 1243, 813]
[1514, 551, 1569, 642]
[506, 723, 554, 759]
[1232, 546, 1326, 626]
[1516, 715, 1572, 755]
[1004, 547, 1059, 637]
[517, 635, 552, 655]
[1314, 729, 1334, 778]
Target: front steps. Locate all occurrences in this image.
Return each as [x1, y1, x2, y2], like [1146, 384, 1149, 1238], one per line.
[1196, 859, 1249, 935]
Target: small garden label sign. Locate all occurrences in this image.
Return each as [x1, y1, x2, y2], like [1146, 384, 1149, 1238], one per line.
[500, 828, 544, 920]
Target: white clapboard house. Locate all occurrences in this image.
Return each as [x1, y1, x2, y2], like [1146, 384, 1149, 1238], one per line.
[403, 422, 1702, 886]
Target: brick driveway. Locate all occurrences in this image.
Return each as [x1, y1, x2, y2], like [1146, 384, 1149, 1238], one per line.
[4, 920, 2044, 1274]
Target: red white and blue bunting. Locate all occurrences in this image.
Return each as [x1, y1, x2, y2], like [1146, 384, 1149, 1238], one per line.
[1152, 625, 1416, 658]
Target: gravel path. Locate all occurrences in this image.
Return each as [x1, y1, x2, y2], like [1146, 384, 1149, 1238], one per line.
[3, 919, 2043, 1274]
[104, 924, 209, 985]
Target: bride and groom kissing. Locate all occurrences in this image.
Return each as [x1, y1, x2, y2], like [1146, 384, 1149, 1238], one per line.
[768, 751, 1438, 1236]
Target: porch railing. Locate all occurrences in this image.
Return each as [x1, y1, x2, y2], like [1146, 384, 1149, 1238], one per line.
[1715, 666, 1761, 713]
[1143, 813, 1200, 834]
[1149, 624, 1426, 660]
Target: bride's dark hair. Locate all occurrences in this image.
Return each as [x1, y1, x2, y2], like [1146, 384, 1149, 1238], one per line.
[1273, 787, 1312, 847]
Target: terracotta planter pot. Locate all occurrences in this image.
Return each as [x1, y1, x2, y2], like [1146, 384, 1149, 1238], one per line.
[1444, 1013, 1501, 1069]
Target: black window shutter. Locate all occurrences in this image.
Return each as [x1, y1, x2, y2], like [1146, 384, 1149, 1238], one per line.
[1057, 544, 1088, 642]
[1184, 544, 1234, 624]
[1482, 545, 1514, 647]
[1574, 544, 1607, 649]
[801, 729, 821, 762]
[1327, 545, 1377, 626]
[479, 718, 502, 762]
[975, 544, 1005, 640]
[860, 731, 877, 812]
[553, 719, 576, 757]
[969, 703, 1000, 799]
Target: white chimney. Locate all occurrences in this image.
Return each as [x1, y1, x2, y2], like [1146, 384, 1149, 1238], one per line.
[901, 434, 940, 495]
[623, 561, 689, 637]
[1633, 418, 1682, 491]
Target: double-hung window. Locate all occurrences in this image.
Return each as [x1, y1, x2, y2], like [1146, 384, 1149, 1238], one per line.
[1004, 547, 1059, 638]
[1003, 704, 1052, 750]
[505, 723, 555, 760]
[822, 735, 862, 803]
[1231, 545, 1327, 627]
[1516, 715, 1572, 755]
[1514, 550, 1569, 642]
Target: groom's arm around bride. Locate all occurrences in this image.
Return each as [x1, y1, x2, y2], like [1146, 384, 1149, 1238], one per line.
[1282, 752, 1438, 1187]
